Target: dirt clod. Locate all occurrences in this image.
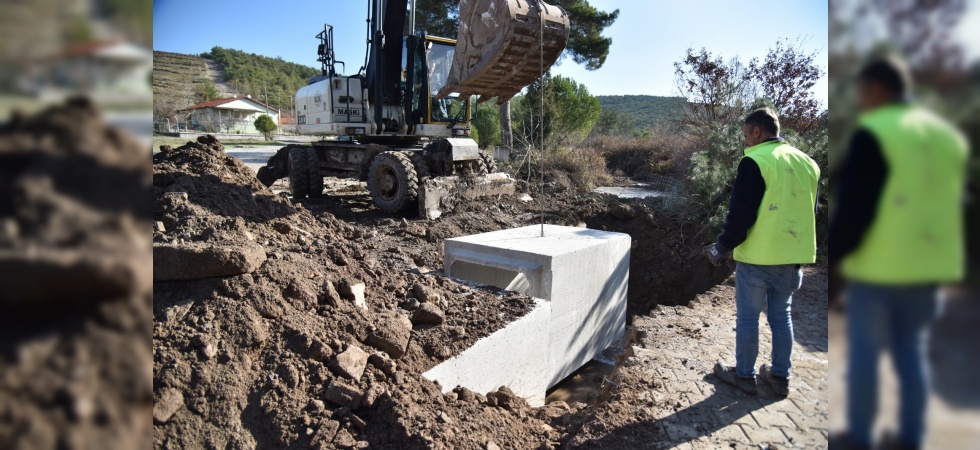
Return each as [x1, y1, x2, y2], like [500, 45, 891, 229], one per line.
[152, 241, 266, 280]
[153, 388, 184, 424]
[324, 382, 363, 408]
[332, 345, 370, 381]
[365, 316, 412, 359]
[412, 303, 446, 325]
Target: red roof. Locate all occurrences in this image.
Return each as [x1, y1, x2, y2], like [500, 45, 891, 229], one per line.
[179, 96, 280, 113]
[52, 39, 124, 59]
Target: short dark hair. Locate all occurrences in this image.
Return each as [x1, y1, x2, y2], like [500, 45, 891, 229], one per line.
[859, 56, 911, 97]
[743, 108, 779, 136]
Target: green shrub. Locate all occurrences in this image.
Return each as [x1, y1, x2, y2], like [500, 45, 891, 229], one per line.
[254, 114, 277, 140]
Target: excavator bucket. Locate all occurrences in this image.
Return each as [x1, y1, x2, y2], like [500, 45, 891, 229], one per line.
[437, 0, 570, 104]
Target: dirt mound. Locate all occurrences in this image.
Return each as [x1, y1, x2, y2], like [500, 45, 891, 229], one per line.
[153, 135, 295, 223]
[0, 97, 152, 449]
[152, 137, 567, 449]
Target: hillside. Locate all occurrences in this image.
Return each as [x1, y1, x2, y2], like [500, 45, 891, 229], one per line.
[597, 95, 687, 130]
[152, 51, 211, 117]
[153, 48, 320, 121]
[200, 46, 320, 110]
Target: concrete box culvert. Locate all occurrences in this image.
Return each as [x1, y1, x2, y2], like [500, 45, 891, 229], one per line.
[423, 224, 630, 406]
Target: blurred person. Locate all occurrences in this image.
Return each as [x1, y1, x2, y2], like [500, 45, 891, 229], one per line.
[829, 56, 969, 450]
[706, 108, 821, 398]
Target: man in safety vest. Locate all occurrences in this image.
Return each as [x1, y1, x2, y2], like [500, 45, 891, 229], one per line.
[706, 107, 821, 398]
[829, 56, 968, 450]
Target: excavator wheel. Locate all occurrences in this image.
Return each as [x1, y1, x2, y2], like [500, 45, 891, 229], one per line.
[454, 158, 488, 176]
[288, 146, 322, 199]
[479, 151, 496, 174]
[306, 147, 324, 198]
[288, 146, 310, 199]
[367, 151, 419, 213]
[409, 152, 431, 181]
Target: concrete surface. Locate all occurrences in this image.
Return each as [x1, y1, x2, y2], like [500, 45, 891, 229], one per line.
[423, 299, 552, 406]
[425, 224, 630, 404]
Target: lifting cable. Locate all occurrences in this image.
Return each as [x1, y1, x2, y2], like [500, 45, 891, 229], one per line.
[538, 0, 545, 238]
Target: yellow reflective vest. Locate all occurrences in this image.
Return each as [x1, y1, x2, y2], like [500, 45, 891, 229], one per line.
[841, 104, 968, 284]
[733, 140, 821, 265]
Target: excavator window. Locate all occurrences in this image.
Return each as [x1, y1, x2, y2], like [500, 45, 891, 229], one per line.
[424, 40, 466, 124]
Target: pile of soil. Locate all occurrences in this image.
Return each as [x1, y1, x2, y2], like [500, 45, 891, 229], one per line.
[151, 135, 733, 448]
[0, 98, 153, 449]
[152, 136, 561, 449]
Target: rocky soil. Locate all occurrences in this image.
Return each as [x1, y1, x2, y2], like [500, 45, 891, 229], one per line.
[150, 134, 735, 449]
[0, 98, 153, 449]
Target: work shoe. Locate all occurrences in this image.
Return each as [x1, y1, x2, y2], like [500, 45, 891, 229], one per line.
[713, 361, 757, 395]
[827, 433, 871, 450]
[759, 363, 790, 397]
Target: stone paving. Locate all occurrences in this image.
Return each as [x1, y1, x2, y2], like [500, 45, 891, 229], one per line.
[569, 267, 829, 449]
[828, 285, 980, 449]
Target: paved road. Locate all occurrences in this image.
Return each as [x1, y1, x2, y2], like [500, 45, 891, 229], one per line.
[223, 145, 281, 173]
[106, 112, 153, 149]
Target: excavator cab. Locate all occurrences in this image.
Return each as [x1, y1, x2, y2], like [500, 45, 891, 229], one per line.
[403, 35, 471, 130]
[423, 37, 457, 123]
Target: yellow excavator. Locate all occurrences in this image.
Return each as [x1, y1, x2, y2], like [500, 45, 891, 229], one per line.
[256, 0, 569, 216]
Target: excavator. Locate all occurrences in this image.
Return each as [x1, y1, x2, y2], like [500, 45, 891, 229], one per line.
[256, 0, 569, 216]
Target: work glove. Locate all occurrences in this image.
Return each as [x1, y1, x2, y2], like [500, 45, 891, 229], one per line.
[706, 243, 730, 266]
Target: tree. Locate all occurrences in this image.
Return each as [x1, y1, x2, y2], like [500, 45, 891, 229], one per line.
[197, 110, 222, 133]
[254, 114, 277, 140]
[514, 74, 601, 150]
[471, 101, 501, 149]
[590, 109, 636, 138]
[198, 78, 221, 102]
[412, 0, 459, 37]
[557, 0, 619, 70]
[674, 48, 754, 133]
[747, 39, 825, 135]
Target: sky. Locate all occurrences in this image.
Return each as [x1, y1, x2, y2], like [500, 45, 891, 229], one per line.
[152, 1, 829, 105]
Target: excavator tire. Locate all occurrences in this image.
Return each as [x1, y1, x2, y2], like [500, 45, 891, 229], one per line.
[367, 151, 419, 213]
[409, 152, 431, 181]
[288, 146, 310, 199]
[479, 151, 496, 174]
[305, 147, 324, 198]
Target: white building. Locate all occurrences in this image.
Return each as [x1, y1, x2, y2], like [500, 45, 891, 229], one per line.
[178, 95, 279, 134]
[36, 39, 152, 106]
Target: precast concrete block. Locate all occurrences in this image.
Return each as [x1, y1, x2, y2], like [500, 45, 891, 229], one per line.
[423, 224, 629, 405]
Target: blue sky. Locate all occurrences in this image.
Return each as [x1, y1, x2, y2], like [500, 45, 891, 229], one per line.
[154, 0, 829, 105]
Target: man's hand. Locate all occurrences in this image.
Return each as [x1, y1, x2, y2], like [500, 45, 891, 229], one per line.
[706, 243, 730, 266]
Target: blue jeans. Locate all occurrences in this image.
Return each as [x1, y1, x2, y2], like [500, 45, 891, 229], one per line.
[735, 262, 803, 379]
[846, 282, 939, 449]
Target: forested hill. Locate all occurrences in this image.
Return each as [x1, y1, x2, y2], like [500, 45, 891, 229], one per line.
[200, 46, 320, 108]
[597, 95, 687, 130]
